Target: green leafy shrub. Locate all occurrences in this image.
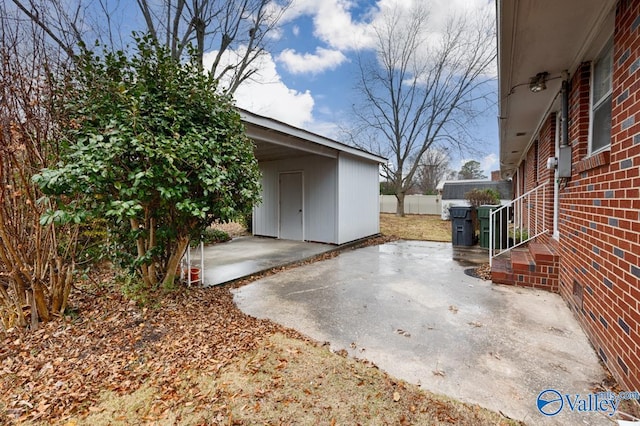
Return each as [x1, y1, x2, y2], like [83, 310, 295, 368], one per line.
[241, 212, 253, 233]
[34, 36, 261, 289]
[511, 228, 529, 244]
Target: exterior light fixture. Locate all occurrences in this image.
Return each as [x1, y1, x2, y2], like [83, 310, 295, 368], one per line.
[529, 72, 548, 93]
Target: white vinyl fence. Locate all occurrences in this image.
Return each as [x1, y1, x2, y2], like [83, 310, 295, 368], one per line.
[380, 195, 441, 215]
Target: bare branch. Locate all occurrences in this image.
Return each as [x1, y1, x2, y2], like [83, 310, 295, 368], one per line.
[10, 0, 76, 57]
[136, 0, 159, 45]
[0, 5, 79, 328]
[351, 4, 496, 215]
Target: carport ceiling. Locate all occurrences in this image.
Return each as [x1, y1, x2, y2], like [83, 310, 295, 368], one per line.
[248, 127, 338, 162]
[252, 140, 309, 162]
[239, 108, 386, 164]
[240, 111, 339, 163]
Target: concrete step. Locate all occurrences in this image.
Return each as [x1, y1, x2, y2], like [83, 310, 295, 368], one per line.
[528, 242, 559, 265]
[511, 248, 535, 273]
[491, 257, 514, 285]
[491, 240, 560, 293]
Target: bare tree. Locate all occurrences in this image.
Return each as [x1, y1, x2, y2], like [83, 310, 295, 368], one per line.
[0, 4, 79, 329]
[10, 0, 289, 94]
[7, 0, 87, 57]
[351, 4, 496, 216]
[134, 0, 289, 93]
[413, 148, 451, 194]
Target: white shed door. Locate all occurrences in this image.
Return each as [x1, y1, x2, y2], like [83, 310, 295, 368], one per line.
[279, 172, 303, 240]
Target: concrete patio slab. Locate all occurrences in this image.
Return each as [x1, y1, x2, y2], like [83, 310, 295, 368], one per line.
[190, 236, 335, 286]
[232, 240, 611, 425]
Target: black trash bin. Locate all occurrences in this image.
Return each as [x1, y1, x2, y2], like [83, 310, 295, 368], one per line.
[449, 206, 475, 246]
[478, 205, 509, 249]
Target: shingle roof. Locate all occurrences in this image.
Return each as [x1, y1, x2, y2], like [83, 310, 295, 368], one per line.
[441, 180, 512, 200]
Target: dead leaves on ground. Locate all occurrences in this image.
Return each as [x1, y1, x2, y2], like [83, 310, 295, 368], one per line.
[0, 245, 522, 425]
[0, 285, 288, 424]
[475, 264, 492, 280]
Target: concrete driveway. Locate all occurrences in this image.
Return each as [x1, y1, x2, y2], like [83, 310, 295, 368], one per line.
[190, 236, 335, 286]
[232, 241, 612, 425]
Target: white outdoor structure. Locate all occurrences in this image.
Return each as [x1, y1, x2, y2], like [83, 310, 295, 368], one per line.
[438, 180, 513, 220]
[240, 109, 386, 245]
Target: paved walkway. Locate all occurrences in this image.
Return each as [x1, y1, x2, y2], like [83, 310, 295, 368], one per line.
[233, 240, 612, 425]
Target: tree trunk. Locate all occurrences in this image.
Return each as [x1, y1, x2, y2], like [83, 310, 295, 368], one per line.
[130, 218, 152, 288]
[33, 280, 50, 323]
[395, 192, 406, 217]
[162, 235, 189, 289]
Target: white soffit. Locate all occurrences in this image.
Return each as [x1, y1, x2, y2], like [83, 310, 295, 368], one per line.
[239, 109, 387, 164]
[497, 0, 616, 178]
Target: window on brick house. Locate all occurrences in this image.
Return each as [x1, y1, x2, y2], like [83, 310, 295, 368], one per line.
[590, 38, 613, 154]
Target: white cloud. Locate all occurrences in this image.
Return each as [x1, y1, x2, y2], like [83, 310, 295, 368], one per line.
[269, 0, 497, 85]
[480, 153, 499, 176]
[198, 0, 497, 139]
[305, 120, 341, 139]
[279, 0, 495, 53]
[278, 47, 347, 74]
[203, 49, 314, 128]
[281, 0, 376, 50]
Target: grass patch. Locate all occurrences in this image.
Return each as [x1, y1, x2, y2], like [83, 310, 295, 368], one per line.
[380, 213, 451, 242]
[80, 333, 519, 425]
[209, 220, 249, 238]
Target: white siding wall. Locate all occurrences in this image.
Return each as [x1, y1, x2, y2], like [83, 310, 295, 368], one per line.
[337, 153, 380, 244]
[253, 155, 338, 243]
[253, 166, 278, 237]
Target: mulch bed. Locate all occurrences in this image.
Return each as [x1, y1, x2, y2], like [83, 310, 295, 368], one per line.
[464, 264, 492, 280]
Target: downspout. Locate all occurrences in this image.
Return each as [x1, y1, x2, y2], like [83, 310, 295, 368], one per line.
[561, 71, 569, 147]
[554, 71, 570, 239]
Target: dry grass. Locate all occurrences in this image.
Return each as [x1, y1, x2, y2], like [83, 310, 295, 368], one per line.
[210, 214, 452, 242]
[2, 213, 509, 426]
[1, 279, 521, 426]
[0, 216, 523, 425]
[82, 333, 519, 426]
[380, 213, 451, 242]
[209, 220, 250, 238]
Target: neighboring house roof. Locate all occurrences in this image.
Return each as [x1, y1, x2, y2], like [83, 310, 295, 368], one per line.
[441, 180, 513, 200]
[238, 108, 387, 164]
[497, 0, 616, 178]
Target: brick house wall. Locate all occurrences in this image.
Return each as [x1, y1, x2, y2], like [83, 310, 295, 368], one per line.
[520, 143, 537, 230]
[538, 114, 556, 240]
[517, 116, 556, 243]
[521, 0, 640, 390]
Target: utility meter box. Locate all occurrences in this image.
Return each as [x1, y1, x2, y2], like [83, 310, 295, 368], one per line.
[558, 145, 572, 178]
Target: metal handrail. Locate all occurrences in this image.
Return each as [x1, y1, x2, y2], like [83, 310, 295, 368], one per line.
[489, 181, 551, 266]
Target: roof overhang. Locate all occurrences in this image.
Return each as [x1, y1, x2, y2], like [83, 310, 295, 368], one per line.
[497, 0, 616, 178]
[239, 109, 387, 164]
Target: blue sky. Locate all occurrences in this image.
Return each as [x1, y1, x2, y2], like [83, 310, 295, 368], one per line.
[205, 0, 500, 177]
[6, 0, 499, 175]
